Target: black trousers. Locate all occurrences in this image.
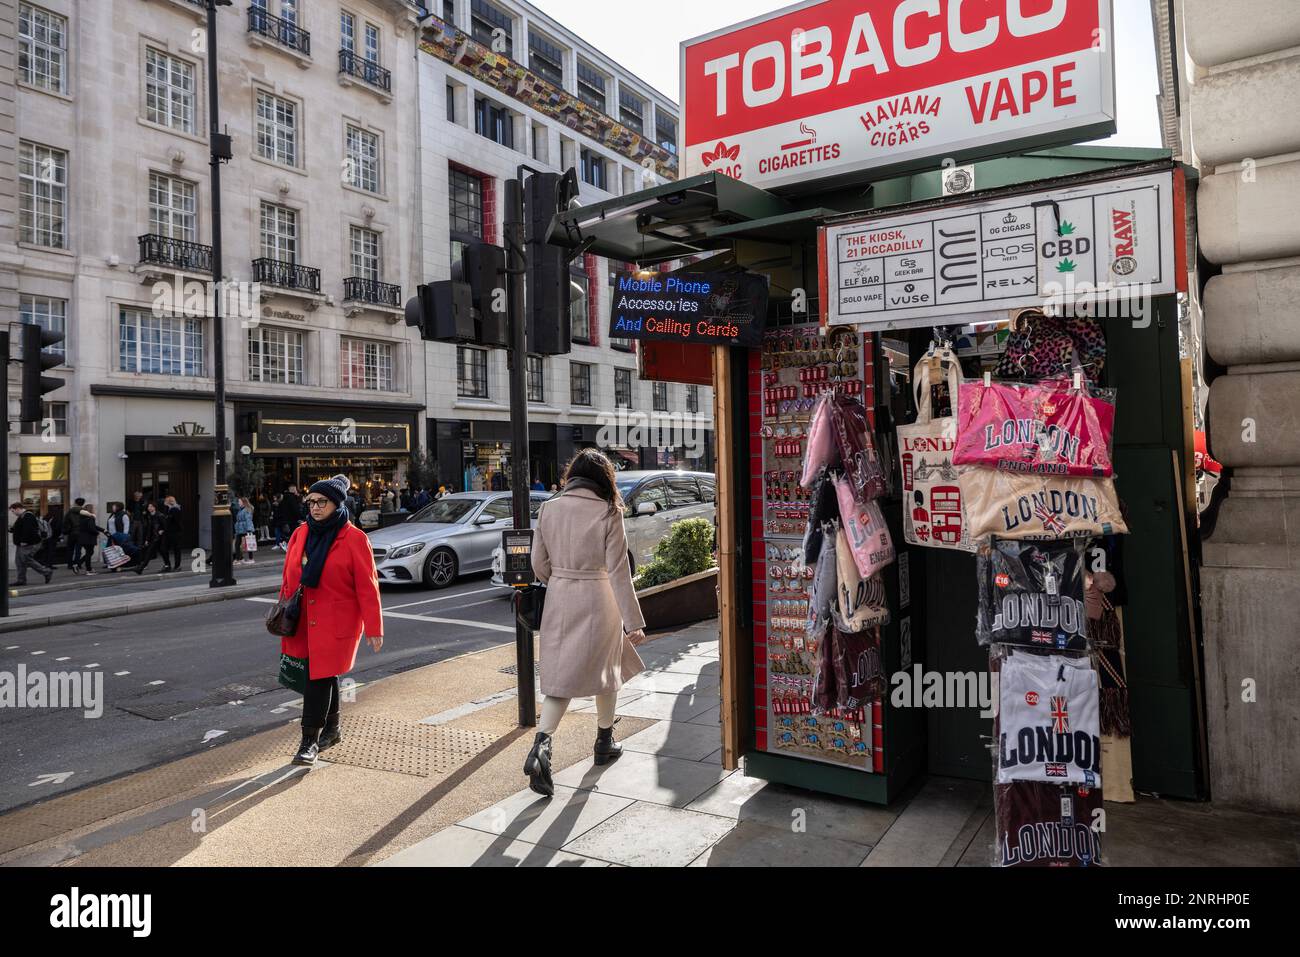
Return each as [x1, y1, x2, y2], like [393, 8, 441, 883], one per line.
[302, 676, 341, 730]
[166, 540, 182, 569]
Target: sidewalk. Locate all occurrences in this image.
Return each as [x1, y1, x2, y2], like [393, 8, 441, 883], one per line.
[8, 550, 287, 601]
[1, 619, 1296, 867]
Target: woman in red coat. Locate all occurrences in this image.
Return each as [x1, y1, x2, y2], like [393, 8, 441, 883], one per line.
[279, 474, 384, 767]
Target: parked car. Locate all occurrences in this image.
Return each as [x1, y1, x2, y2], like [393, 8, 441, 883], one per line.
[490, 470, 716, 585]
[368, 491, 550, 589]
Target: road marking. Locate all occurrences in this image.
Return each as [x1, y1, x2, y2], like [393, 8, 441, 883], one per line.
[5, 645, 18, 650]
[149, 680, 165, 686]
[385, 586, 502, 610]
[115, 671, 131, 676]
[29, 772, 74, 787]
[55, 656, 70, 662]
[30, 650, 45, 656]
[85, 663, 100, 668]
[203, 730, 227, 743]
[378, 610, 515, 632]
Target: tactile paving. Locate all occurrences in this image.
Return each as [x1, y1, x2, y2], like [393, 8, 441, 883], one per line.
[318, 715, 497, 777]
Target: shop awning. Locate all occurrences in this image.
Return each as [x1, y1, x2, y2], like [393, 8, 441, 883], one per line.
[705, 207, 836, 244]
[553, 172, 798, 264]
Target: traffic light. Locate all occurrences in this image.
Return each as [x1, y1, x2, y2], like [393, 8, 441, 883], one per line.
[20, 322, 64, 423]
[460, 242, 508, 347]
[526, 168, 580, 356]
[405, 281, 474, 342]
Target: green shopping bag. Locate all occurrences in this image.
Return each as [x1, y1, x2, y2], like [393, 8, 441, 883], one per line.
[278, 653, 308, 694]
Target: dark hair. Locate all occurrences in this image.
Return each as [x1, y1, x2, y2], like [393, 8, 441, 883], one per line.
[561, 448, 623, 512]
[75, 497, 85, 506]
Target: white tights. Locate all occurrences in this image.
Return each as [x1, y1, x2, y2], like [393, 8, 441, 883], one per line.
[538, 692, 617, 735]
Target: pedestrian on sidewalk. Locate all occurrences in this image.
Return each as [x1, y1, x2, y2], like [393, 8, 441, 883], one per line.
[73, 504, 105, 575]
[132, 502, 165, 575]
[233, 496, 256, 565]
[523, 448, 647, 798]
[274, 485, 301, 551]
[278, 474, 384, 768]
[62, 497, 85, 571]
[9, 502, 54, 585]
[161, 496, 184, 572]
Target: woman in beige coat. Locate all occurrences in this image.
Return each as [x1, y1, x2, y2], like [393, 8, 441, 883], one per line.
[524, 448, 646, 797]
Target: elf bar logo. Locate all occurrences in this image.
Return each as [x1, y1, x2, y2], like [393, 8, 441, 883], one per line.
[50, 887, 151, 937]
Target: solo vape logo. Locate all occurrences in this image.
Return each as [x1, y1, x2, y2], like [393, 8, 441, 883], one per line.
[49, 887, 151, 937]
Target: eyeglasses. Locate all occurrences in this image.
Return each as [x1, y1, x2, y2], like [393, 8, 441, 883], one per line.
[304, 497, 331, 508]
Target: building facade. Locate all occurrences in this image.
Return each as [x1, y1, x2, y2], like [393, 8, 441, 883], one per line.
[9, 0, 424, 548]
[417, 0, 714, 492]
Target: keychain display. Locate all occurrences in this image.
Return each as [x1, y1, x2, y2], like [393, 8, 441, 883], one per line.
[977, 539, 1088, 650]
[897, 346, 977, 552]
[996, 649, 1102, 788]
[995, 782, 1104, 867]
[956, 377, 1117, 477]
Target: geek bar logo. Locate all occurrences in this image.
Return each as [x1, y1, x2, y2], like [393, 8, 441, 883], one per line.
[50, 887, 151, 937]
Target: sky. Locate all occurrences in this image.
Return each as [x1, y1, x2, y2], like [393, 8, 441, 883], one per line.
[528, 0, 1162, 148]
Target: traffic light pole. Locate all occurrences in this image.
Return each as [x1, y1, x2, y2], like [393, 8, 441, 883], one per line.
[505, 173, 535, 727]
[1, 330, 9, 617]
[206, 0, 235, 588]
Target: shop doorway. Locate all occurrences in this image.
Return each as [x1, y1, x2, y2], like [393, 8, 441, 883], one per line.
[126, 454, 199, 549]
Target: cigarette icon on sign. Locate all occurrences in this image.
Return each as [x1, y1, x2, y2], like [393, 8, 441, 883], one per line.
[781, 123, 817, 151]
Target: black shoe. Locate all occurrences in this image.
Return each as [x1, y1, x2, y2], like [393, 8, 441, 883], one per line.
[44, 570, 53, 584]
[292, 728, 321, 768]
[318, 715, 341, 752]
[594, 722, 623, 766]
[134, 563, 147, 575]
[524, 731, 554, 797]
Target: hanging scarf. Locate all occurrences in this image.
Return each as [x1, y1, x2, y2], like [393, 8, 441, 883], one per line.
[300, 505, 349, 589]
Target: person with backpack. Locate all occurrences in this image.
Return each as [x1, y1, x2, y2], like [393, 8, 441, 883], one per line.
[9, 502, 54, 585]
[62, 497, 85, 571]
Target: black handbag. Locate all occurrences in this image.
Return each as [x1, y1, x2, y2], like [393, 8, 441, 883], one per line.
[265, 585, 304, 637]
[513, 584, 547, 632]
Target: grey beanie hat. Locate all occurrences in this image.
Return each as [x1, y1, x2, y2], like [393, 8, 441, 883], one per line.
[310, 473, 351, 506]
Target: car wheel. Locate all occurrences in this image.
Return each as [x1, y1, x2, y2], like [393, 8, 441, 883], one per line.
[422, 547, 458, 589]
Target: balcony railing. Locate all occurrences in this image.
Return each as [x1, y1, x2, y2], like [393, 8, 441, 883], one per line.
[248, 7, 311, 57]
[138, 233, 213, 273]
[343, 277, 401, 307]
[252, 257, 321, 294]
[339, 49, 392, 93]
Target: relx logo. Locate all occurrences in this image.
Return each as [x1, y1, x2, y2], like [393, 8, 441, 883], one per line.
[49, 887, 151, 938]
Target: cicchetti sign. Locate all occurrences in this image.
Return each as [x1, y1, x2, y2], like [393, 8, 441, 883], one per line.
[681, 0, 1116, 191]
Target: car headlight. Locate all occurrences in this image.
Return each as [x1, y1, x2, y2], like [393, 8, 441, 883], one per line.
[388, 542, 427, 560]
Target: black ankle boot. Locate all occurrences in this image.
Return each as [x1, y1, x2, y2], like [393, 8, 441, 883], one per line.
[594, 723, 622, 766]
[523, 731, 554, 797]
[318, 714, 341, 751]
[292, 727, 321, 767]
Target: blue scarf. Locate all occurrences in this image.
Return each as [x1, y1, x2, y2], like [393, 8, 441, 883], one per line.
[300, 505, 349, 589]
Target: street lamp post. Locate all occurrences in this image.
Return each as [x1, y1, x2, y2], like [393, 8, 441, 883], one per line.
[207, 0, 236, 587]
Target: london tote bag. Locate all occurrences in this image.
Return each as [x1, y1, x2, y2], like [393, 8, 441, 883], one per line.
[896, 349, 977, 552]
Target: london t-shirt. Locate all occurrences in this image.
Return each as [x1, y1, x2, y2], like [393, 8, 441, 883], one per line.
[978, 539, 1087, 650]
[996, 650, 1101, 787]
[996, 782, 1103, 867]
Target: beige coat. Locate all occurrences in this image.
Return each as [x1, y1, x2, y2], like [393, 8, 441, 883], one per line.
[532, 487, 645, 698]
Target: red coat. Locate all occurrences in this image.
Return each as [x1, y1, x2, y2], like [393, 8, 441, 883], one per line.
[279, 520, 383, 680]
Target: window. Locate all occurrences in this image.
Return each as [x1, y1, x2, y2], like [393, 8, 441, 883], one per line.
[442, 0, 455, 26]
[570, 362, 592, 406]
[580, 148, 606, 190]
[656, 112, 678, 155]
[526, 355, 544, 403]
[569, 269, 589, 343]
[474, 97, 514, 149]
[145, 48, 196, 134]
[458, 346, 488, 398]
[615, 368, 632, 409]
[247, 326, 304, 384]
[448, 166, 484, 238]
[364, 23, 380, 63]
[666, 476, 703, 508]
[619, 88, 645, 133]
[653, 381, 669, 412]
[148, 173, 197, 243]
[686, 384, 699, 413]
[530, 122, 547, 163]
[576, 59, 606, 112]
[349, 226, 381, 282]
[19, 402, 67, 436]
[259, 202, 298, 263]
[483, 497, 514, 521]
[255, 90, 298, 166]
[18, 3, 67, 94]
[446, 83, 457, 122]
[18, 141, 67, 248]
[528, 31, 563, 86]
[340, 11, 355, 52]
[340, 338, 393, 391]
[20, 296, 67, 361]
[699, 479, 716, 502]
[470, 0, 512, 57]
[345, 125, 380, 192]
[626, 477, 667, 514]
[608, 269, 633, 350]
[118, 306, 204, 376]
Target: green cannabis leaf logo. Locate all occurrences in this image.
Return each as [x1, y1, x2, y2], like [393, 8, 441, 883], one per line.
[1057, 259, 1078, 273]
[1058, 221, 1076, 236]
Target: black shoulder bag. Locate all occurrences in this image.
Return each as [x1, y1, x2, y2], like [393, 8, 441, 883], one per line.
[265, 585, 304, 637]
[513, 584, 546, 632]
